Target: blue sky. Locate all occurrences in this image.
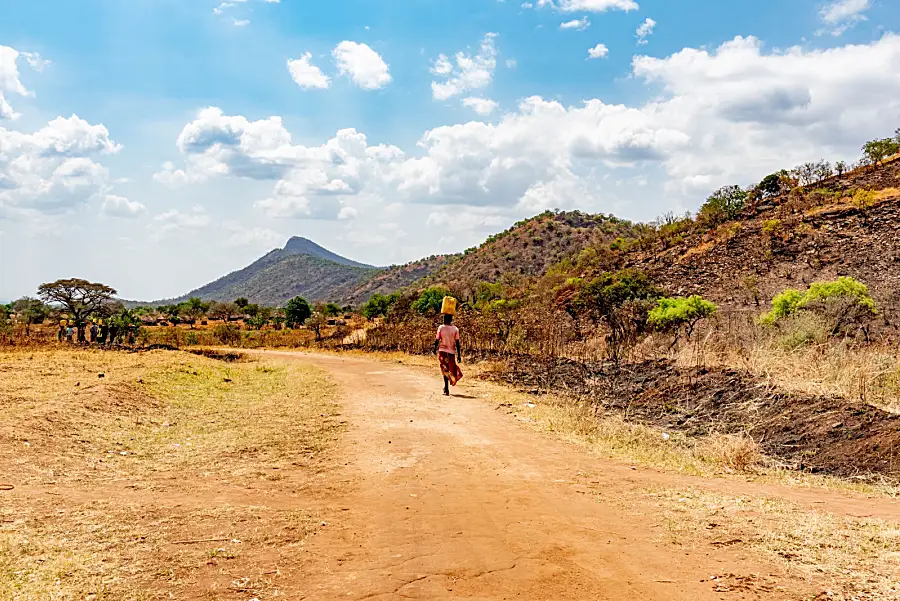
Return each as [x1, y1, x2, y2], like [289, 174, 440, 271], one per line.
[1, 0, 899, 301]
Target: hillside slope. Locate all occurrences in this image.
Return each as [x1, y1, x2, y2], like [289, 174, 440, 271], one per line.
[423, 211, 643, 290]
[615, 159, 900, 320]
[341, 255, 454, 306]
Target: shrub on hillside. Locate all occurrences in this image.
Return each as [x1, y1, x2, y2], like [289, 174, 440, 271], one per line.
[754, 170, 797, 200]
[761, 277, 877, 338]
[648, 295, 717, 346]
[698, 185, 747, 226]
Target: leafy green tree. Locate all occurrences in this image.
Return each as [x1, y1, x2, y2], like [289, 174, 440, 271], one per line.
[272, 309, 286, 330]
[835, 161, 848, 177]
[570, 269, 660, 361]
[485, 298, 521, 344]
[38, 278, 117, 342]
[755, 170, 790, 199]
[285, 296, 312, 328]
[208, 301, 238, 323]
[385, 291, 420, 323]
[698, 185, 747, 225]
[475, 282, 505, 308]
[648, 296, 717, 346]
[234, 297, 250, 309]
[11, 297, 48, 336]
[180, 297, 210, 328]
[12, 297, 48, 325]
[362, 293, 398, 320]
[321, 302, 342, 317]
[246, 313, 270, 330]
[412, 286, 451, 316]
[862, 138, 900, 168]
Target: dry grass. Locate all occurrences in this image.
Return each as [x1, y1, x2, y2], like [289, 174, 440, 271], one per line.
[680, 335, 900, 414]
[0, 348, 343, 599]
[465, 375, 900, 496]
[472, 384, 765, 477]
[647, 487, 900, 600]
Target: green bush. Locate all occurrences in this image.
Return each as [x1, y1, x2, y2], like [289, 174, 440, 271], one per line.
[214, 324, 241, 345]
[761, 289, 805, 325]
[412, 286, 451, 316]
[362, 293, 399, 320]
[648, 295, 717, 343]
[760, 277, 877, 334]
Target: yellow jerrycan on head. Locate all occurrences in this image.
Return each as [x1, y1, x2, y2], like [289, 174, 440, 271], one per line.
[441, 296, 458, 316]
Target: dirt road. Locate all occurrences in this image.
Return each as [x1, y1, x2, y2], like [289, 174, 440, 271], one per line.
[256, 351, 889, 601]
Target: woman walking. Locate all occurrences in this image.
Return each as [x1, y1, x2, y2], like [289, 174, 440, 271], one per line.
[433, 313, 462, 396]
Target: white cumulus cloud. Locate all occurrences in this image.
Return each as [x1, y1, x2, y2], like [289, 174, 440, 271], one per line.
[431, 34, 498, 101]
[819, 0, 872, 36]
[588, 43, 609, 59]
[158, 34, 900, 235]
[546, 0, 638, 12]
[287, 52, 331, 89]
[332, 41, 391, 90]
[462, 97, 499, 116]
[101, 194, 146, 218]
[0, 45, 36, 121]
[1, 115, 122, 217]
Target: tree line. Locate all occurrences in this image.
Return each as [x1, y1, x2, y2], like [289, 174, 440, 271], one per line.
[1, 279, 352, 343]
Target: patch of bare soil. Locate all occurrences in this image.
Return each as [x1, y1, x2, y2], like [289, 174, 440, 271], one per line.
[495, 356, 900, 479]
[0, 349, 344, 599]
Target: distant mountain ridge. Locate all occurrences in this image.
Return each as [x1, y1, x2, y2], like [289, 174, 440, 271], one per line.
[148, 238, 380, 306]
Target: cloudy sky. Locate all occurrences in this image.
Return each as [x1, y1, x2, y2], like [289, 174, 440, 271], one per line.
[1, 0, 899, 301]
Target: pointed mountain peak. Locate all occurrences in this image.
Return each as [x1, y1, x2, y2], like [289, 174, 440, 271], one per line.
[281, 237, 374, 269]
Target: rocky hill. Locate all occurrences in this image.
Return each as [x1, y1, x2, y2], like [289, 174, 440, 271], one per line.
[421, 211, 644, 292]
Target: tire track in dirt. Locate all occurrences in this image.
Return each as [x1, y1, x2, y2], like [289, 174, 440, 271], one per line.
[257, 351, 836, 600]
